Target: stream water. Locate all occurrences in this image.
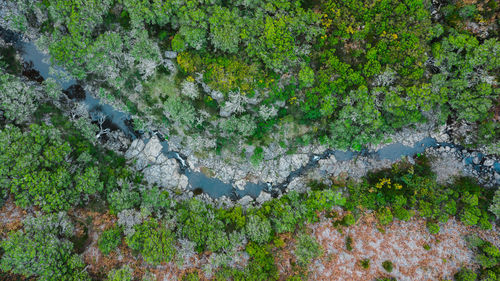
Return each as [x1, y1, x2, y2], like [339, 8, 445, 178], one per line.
[1, 27, 498, 200]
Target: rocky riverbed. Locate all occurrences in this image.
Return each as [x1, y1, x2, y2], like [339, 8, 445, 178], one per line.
[1, 23, 498, 209]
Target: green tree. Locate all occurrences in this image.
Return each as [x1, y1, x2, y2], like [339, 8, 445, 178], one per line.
[209, 6, 241, 53]
[0, 73, 39, 123]
[246, 214, 272, 244]
[126, 219, 176, 265]
[294, 234, 322, 266]
[0, 124, 101, 212]
[106, 265, 133, 281]
[0, 213, 90, 281]
[99, 226, 122, 255]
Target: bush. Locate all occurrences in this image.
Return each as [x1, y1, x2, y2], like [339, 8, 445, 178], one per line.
[106, 265, 133, 281]
[382, 260, 393, 273]
[0, 72, 39, 123]
[342, 213, 356, 226]
[108, 187, 141, 214]
[0, 213, 90, 281]
[171, 33, 186, 52]
[393, 207, 412, 221]
[98, 226, 122, 255]
[426, 221, 440, 234]
[345, 235, 353, 251]
[177, 199, 229, 252]
[0, 124, 102, 212]
[294, 234, 322, 266]
[455, 268, 477, 281]
[376, 207, 393, 225]
[360, 259, 370, 269]
[245, 242, 279, 280]
[246, 214, 272, 244]
[126, 219, 176, 265]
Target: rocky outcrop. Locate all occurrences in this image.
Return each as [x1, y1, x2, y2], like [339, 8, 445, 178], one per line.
[125, 135, 188, 190]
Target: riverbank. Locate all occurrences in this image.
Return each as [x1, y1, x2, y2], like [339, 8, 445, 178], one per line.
[1, 25, 498, 208]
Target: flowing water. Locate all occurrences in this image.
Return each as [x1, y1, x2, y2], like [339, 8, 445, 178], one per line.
[1, 27, 498, 200]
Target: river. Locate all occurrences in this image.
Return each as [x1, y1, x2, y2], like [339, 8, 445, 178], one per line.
[1, 27, 498, 200]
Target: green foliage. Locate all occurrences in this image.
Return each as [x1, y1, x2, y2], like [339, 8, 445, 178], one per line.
[376, 207, 393, 225]
[208, 6, 240, 54]
[432, 35, 500, 123]
[345, 235, 353, 251]
[126, 219, 176, 265]
[455, 268, 477, 281]
[0, 124, 103, 212]
[465, 235, 500, 278]
[426, 221, 440, 234]
[346, 161, 493, 233]
[98, 226, 122, 255]
[360, 259, 370, 269]
[106, 265, 133, 281]
[489, 188, 500, 220]
[0, 213, 90, 281]
[382, 260, 393, 273]
[0, 72, 39, 123]
[108, 186, 141, 214]
[245, 242, 279, 280]
[251, 146, 264, 166]
[294, 234, 322, 267]
[164, 96, 197, 127]
[246, 214, 272, 244]
[177, 198, 230, 253]
[172, 33, 186, 52]
[298, 66, 314, 88]
[342, 213, 355, 226]
[140, 186, 172, 215]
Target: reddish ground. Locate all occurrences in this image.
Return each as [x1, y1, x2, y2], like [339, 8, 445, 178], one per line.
[303, 208, 499, 281]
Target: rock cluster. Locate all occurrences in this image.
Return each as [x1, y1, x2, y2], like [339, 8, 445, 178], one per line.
[125, 135, 188, 190]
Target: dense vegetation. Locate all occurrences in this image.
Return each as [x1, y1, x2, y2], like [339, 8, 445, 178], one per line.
[0, 0, 499, 280]
[5, 0, 499, 158]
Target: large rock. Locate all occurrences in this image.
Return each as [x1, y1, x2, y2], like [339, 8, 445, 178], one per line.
[142, 158, 187, 189]
[164, 51, 177, 59]
[256, 191, 271, 204]
[483, 159, 494, 167]
[143, 136, 163, 162]
[125, 139, 145, 159]
[235, 179, 246, 191]
[238, 195, 254, 206]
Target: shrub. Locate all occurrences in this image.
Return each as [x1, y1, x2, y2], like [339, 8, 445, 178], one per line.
[0, 124, 101, 212]
[108, 187, 141, 214]
[171, 33, 186, 52]
[98, 226, 122, 255]
[426, 221, 440, 234]
[489, 188, 500, 220]
[376, 207, 393, 225]
[455, 268, 477, 281]
[246, 214, 272, 244]
[106, 265, 133, 281]
[245, 242, 279, 280]
[177, 199, 229, 252]
[294, 234, 322, 266]
[393, 207, 411, 221]
[0, 72, 39, 123]
[345, 235, 353, 251]
[0, 213, 90, 281]
[382, 260, 393, 273]
[126, 219, 176, 265]
[360, 259, 370, 269]
[342, 213, 356, 226]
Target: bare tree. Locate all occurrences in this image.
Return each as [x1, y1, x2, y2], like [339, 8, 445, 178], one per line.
[95, 112, 110, 139]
